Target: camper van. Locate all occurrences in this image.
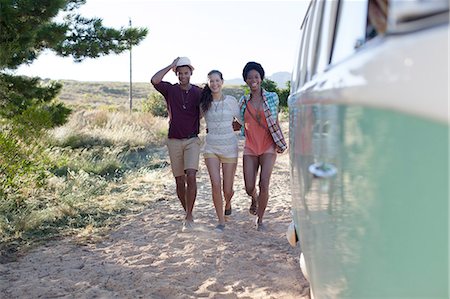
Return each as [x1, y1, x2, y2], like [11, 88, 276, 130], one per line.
[287, 0, 448, 298]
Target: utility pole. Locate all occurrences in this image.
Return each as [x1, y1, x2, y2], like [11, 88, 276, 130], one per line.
[129, 17, 133, 113]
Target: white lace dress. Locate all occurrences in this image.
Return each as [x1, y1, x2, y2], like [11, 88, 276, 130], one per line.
[203, 95, 242, 158]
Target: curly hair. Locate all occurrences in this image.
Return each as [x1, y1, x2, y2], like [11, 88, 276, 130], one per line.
[242, 61, 265, 81]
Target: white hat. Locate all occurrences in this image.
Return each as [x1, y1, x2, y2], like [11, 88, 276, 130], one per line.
[173, 57, 194, 72]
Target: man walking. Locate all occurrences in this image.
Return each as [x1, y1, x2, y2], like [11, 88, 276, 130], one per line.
[151, 57, 202, 231]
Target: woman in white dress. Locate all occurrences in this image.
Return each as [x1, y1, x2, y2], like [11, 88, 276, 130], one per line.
[200, 70, 242, 232]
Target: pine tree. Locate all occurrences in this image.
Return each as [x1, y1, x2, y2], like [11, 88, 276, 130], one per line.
[0, 0, 148, 199]
[0, 0, 148, 122]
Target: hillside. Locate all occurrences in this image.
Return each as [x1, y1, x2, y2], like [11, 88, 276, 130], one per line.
[57, 80, 155, 110]
[57, 80, 246, 110]
[225, 71, 291, 87]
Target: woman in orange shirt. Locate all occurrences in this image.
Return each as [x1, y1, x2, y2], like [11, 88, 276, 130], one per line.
[238, 62, 287, 231]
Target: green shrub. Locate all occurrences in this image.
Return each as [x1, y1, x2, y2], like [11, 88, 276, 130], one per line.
[142, 92, 168, 117]
[278, 81, 290, 108]
[58, 133, 113, 149]
[83, 158, 123, 177]
[0, 128, 49, 199]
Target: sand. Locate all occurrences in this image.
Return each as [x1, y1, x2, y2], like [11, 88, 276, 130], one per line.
[0, 134, 309, 299]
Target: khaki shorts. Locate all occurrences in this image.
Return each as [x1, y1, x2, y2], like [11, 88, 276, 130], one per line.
[204, 152, 238, 164]
[167, 137, 201, 177]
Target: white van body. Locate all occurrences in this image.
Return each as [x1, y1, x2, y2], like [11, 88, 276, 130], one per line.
[288, 0, 448, 298]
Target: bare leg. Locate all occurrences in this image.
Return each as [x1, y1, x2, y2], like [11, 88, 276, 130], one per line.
[205, 158, 225, 225]
[256, 153, 277, 224]
[175, 175, 186, 211]
[222, 162, 237, 211]
[185, 169, 197, 222]
[243, 155, 259, 214]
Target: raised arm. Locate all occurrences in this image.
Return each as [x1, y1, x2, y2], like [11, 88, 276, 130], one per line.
[150, 57, 180, 85]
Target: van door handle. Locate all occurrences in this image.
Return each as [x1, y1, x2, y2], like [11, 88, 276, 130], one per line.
[308, 162, 337, 178]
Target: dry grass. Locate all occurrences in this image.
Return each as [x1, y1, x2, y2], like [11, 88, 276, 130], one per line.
[51, 110, 168, 148]
[0, 107, 172, 255]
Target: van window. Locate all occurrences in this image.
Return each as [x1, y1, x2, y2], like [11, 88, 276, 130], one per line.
[291, 12, 308, 92]
[291, 3, 312, 91]
[315, 0, 338, 75]
[330, 0, 368, 65]
[305, 1, 324, 80]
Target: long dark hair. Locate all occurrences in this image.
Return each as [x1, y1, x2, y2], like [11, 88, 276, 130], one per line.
[200, 70, 223, 113]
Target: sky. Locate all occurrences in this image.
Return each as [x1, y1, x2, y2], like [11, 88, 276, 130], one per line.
[15, 0, 309, 84]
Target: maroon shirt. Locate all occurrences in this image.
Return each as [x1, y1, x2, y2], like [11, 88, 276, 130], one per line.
[152, 81, 202, 139]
